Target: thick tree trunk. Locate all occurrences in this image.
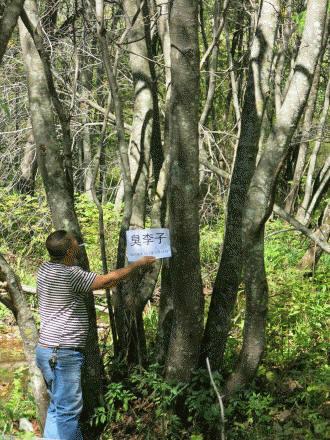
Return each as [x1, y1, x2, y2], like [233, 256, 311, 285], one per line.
[19, 0, 103, 423]
[0, 253, 48, 429]
[0, 0, 25, 64]
[123, 0, 156, 227]
[201, 0, 279, 369]
[164, 0, 204, 382]
[225, 0, 328, 396]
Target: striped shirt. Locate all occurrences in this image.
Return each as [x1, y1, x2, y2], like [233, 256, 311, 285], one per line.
[37, 262, 97, 348]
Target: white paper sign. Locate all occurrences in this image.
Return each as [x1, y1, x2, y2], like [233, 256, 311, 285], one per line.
[126, 228, 171, 261]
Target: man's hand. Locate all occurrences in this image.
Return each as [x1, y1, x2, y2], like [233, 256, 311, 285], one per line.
[91, 256, 157, 290]
[134, 256, 157, 267]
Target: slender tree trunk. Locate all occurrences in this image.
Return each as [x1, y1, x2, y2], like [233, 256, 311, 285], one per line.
[0, 0, 25, 64]
[164, 0, 204, 382]
[225, 0, 328, 396]
[109, 0, 164, 365]
[152, 0, 176, 362]
[19, 1, 103, 424]
[80, 65, 95, 200]
[297, 75, 330, 224]
[201, 0, 279, 369]
[284, 61, 322, 213]
[199, 0, 228, 127]
[0, 254, 48, 429]
[95, 0, 134, 362]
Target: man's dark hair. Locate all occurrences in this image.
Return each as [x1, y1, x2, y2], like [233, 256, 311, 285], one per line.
[46, 230, 73, 261]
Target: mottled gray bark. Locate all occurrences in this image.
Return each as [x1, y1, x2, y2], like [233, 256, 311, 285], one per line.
[16, 130, 38, 195]
[225, 0, 328, 396]
[123, 0, 157, 227]
[201, 0, 279, 369]
[19, 0, 103, 420]
[284, 61, 322, 213]
[0, 0, 25, 64]
[164, 0, 204, 382]
[20, 7, 74, 194]
[0, 253, 48, 429]
[274, 0, 293, 115]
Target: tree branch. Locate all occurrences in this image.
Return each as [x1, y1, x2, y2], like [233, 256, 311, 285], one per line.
[273, 204, 330, 253]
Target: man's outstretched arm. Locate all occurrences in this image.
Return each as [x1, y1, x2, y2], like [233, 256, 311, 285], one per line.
[90, 256, 156, 290]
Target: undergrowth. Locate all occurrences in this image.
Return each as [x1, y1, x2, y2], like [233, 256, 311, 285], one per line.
[0, 191, 329, 439]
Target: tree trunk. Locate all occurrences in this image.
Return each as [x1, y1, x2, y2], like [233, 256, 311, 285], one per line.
[153, 0, 174, 362]
[123, 0, 156, 227]
[116, 0, 164, 365]
[297, 75, 330, 224]
[284, 60, 322, 213]
[19, 0, 103, 423]
[225, 0, 328, 396]
[164, 0, 204, 382]
[95, 0, 135, 363]
[0, 253, 48, 430]
[0, 0, 25, 64]
[201, 0, 279, 369]
[16, 130, 38, 195]
[199, 0, 228, 127]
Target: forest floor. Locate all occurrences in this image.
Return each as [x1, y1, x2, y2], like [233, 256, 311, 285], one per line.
[0, 196, 329, 439]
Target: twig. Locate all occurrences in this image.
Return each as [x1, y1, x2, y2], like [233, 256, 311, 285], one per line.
[206, 357, 225, 440]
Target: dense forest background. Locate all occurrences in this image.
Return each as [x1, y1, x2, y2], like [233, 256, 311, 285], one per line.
[0, 0, 329, 439]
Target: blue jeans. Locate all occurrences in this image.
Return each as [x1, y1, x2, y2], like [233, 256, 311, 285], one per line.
[36, 346, 84, 440]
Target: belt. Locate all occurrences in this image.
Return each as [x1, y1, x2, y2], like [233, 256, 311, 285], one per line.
[38, 343, 84, 353]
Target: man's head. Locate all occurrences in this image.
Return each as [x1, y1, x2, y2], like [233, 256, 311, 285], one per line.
[46, 230, 80, 265]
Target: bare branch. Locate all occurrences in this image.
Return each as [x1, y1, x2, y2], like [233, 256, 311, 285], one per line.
[206, 357, 225, 440]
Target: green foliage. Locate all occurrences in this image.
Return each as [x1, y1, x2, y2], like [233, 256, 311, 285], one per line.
[92, 364, 187, 439]
[199, 221, 224, 288]
[0, 189, 50, 272]
[292, 10, 306, 34]
[92, 382, 136, 425]
[0, 367, 36, 437]
[185, 368, 222, 430]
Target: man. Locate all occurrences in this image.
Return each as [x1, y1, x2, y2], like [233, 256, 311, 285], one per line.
[36, 230, 155, 440]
